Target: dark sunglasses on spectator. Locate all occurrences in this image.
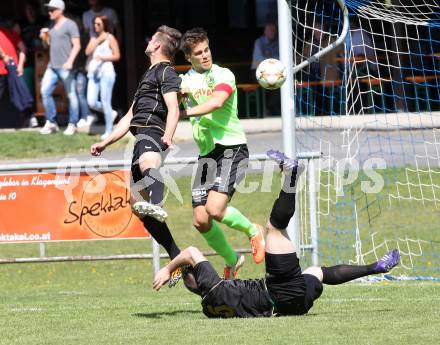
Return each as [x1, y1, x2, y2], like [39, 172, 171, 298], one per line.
[48, 7, 58, 13]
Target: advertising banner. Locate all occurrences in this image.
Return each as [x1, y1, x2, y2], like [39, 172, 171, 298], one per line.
[0, 170, 147, 243]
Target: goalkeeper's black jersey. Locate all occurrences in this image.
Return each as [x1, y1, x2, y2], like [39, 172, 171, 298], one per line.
[201, 278, 273, 318]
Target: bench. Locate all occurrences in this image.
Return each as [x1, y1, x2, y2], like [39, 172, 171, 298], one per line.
[236, 83, 266, 118]
[405, 74, 438, 112]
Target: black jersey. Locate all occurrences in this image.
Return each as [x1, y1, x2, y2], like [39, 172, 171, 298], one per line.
[201, 279, 273, 318]
[130, 61, 181, 131]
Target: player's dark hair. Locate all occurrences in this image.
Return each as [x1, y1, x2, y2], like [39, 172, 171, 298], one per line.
[156, 25, 182, 59]
[180, 27, 209, 56]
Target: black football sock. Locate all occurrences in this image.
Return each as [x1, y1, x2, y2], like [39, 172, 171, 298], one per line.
[142, 217, 180, 259]
[269, 169, 298, 229]
[321, 263, 377, 285]
[142, 168, 165, 206]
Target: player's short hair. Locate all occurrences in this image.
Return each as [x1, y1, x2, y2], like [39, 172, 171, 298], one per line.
[180, 27, 209, 56]
[156, 25, 182, 59]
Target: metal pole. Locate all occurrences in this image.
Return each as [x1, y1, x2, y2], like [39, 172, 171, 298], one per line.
[0, 153, 323, 173]
[278, 0, 295, 160]
[0, 248, 253, 264]
[152, 239, 161, 275]
[278, 0, 300, 252]
[308, 159, 319, 266]
[39, 242, 46, 258]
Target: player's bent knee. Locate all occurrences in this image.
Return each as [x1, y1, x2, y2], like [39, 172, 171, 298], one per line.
[269, 204, 295, 230]
[193, 213, 211, 232]
[138, 153, 161, 172]
[204, 204, 225, 221]
[303, 266, 323, 282]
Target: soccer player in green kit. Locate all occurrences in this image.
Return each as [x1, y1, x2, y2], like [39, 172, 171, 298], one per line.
[179, 28, 265, 279]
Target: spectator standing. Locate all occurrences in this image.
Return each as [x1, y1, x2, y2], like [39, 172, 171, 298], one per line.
[15, 2, 45, 98]
[251, 22, 279, 70]
[39, 0, 80, 135]
[85, 15, 120, 139]
[82, 0, 122, 43]
[66, 9, 94, 132]
[0, 21, 33, 126]
[15, 1, 45, 127]
[0, 24, 26, 99]
[0, 49, 34, 116]
[74, 35, 94, 132]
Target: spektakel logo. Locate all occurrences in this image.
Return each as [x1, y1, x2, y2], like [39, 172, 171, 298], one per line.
[64, 173, 132, 238]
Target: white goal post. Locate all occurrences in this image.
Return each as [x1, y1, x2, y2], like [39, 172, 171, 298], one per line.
[278, 0, 349, 263]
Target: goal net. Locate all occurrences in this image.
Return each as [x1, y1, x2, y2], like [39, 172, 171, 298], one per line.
[288, 0, 440, 278]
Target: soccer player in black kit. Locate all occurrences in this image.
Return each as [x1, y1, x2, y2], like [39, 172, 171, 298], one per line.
[152, 150, 401, 317]
[91, 25, 184, 285]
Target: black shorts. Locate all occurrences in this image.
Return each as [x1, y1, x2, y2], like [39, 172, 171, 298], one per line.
[265, 252, 323, 316]
[130, 126, 168, 185]
[192, 144, 249, 207]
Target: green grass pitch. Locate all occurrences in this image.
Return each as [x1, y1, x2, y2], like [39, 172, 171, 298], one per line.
[1, 167, 439, 344]
[0, 133, 440, 345]
[1, 258, 439, 345]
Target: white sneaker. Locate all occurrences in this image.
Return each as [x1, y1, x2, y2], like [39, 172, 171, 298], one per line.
[133, 201, 168, 222]
[100, 132, 110, 140]
[86, 114, 97, 125]
[112, 110, 118, 123]
[40, 121, 59, 135]
[63, 123, 76, 136]
[76, 118, 88, 128]
[29, 116, 38, 128]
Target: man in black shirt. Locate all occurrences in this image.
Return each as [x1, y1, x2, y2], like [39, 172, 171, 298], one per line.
[152, 150, 401, 317]
[90, 25, 184, 286]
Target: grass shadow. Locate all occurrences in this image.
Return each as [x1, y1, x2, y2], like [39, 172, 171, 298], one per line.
[133, 310, 201, 319]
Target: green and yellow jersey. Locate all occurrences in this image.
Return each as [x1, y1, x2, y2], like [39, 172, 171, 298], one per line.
[181, 64, 247, 156]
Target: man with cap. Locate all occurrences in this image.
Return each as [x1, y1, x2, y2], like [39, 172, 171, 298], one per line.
[39, 0, 81, 136]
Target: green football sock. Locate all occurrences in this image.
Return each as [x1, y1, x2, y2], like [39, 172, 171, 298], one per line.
[201, 221, 237, 266]
[221, 206, 257, 238]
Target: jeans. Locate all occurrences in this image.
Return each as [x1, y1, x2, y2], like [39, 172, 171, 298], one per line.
[40, 67, 79, 124]
[75, 70, 90, 120]
[87, 74, 116, 134]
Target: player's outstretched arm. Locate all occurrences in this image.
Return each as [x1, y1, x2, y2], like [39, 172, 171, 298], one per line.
[90, 103, 134, 156]
[153, 246, 207, 291]
[181, 91, 229, 117]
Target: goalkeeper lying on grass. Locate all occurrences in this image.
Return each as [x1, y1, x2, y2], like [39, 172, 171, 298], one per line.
[153, 150, 400, 318]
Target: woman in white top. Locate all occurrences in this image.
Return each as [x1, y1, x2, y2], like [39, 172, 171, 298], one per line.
[85, 15, 120, 139]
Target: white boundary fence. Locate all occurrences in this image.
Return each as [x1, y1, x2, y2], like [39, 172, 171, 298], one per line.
[0, 152, 321, 274]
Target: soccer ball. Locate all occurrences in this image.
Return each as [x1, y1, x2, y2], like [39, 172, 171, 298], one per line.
[256, 58, 287, 90]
